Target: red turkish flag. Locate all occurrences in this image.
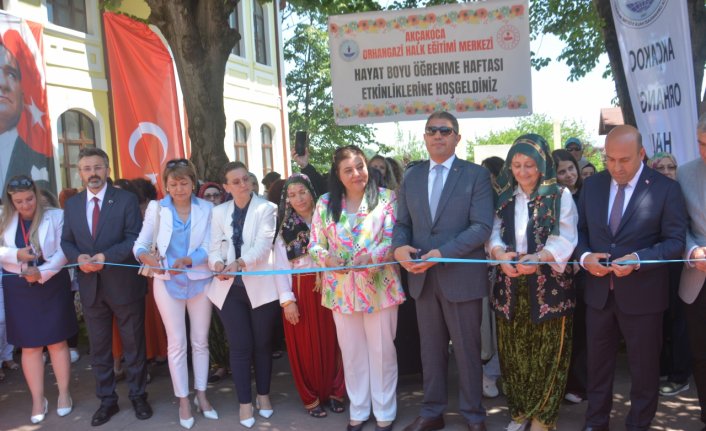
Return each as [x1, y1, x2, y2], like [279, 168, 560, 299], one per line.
[103, 12, 184, 192]
[0, 12, 54, 191]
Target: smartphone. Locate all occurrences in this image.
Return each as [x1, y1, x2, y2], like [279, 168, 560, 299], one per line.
[294, 131, 307, 156]
[598, 257, 611, 267]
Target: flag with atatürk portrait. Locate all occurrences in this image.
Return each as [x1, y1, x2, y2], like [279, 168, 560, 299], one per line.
[103, 12, 184, 193]
[0, 11, 54, 194]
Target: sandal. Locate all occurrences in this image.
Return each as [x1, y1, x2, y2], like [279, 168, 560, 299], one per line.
[2, 360, 19, 370]
[307, 405, 327, 418]
[328, 398, 345, 413]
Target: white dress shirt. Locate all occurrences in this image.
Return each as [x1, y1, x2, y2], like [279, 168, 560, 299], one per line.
[488, 186, 578, 273]
[85, 183, 108, 234]
[427, 155, 455, 204]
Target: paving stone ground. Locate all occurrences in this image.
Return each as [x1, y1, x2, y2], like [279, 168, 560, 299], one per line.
[0, 349, 702, 430]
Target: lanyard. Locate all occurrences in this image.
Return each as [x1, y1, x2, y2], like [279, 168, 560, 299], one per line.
[19, 218, 31, 248]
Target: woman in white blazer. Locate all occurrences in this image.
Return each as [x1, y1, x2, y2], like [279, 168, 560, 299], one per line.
[0, 175, 77, 423]
[133, 160, 216, 429]
[207, 161, 286, 428]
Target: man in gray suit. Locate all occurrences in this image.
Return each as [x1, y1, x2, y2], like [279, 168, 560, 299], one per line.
[677, 112, 706, 431]
[392, 111, 493, 431]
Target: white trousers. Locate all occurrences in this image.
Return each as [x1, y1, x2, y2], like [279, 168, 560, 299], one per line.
[333, 306, 398, 422]
[153, 281, 212, 398]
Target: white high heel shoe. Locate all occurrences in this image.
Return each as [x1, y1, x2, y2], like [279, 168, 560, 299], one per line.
[57, 396, 73, 417]
[194, 396, 218, 420]
[179, 416, 195, 429]
[30, 397, 48, 424]
[239, 404, 255, 428]
[255, 398, 273, 419]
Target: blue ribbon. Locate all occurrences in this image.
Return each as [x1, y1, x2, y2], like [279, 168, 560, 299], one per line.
[0, 257, 701, 279]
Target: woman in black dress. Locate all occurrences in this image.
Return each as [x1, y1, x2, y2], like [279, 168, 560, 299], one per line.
[0, 175, 77, 424]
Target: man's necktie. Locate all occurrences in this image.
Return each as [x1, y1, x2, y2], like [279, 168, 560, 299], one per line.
[609, 183, 627, 235]
[92, 196, 100, 239]
[429, 164, 445, 220]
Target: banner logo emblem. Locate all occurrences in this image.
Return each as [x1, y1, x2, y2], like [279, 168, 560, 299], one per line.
[339, 40, 359, 61]
[613, 0, 667, 28]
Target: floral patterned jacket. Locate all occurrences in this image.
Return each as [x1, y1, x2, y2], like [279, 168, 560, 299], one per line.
[309, 188, 405, 314]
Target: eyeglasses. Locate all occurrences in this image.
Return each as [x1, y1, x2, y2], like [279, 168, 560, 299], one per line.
[566, 147, 581, 152]
[78, 165, 107, 174]
[425, 126, 456, 136]
[166, 159, 189, 168]
[7, 177, 33, 191]
[228, 176, 251, 187]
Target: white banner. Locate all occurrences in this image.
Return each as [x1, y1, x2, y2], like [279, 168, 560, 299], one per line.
[611, 0, 698, 164]
[328, 1, 531, 126]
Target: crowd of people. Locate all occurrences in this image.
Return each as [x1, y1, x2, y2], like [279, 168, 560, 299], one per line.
[0, 110, 705, 431]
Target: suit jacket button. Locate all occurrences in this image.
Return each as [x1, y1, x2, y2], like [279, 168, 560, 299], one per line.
[610, 243, 616, 248]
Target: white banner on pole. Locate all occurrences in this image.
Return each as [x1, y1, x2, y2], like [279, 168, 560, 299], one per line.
[328, 1, 531, 126]
[611, 0, 698, 164]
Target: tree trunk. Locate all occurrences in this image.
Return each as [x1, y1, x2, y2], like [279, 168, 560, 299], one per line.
[145, 0, 239, 182]
[593, 0, 636, 127]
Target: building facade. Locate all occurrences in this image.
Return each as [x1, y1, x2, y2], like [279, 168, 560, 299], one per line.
[1, 0, 290, 191]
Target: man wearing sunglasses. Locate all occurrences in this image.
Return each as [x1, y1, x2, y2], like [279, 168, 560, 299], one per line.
[0, 42, 54, 194]
[393, 111, 493, 431]
[61, 147, 151, 426]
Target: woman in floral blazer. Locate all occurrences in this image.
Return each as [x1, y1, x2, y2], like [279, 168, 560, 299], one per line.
[487, 134, 578, 431]
[309, 145, 404, 431]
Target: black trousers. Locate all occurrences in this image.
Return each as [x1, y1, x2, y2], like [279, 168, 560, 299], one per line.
[217, 283, 279, 404]
[83, 281, 147, 406]
[685, 282, 706, 424]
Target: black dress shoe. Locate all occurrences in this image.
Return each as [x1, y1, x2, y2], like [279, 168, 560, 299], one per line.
[347, 420, 367, 431]
[91, 404, 119, 427]
[582, 427, 609, 431]
[376, 420, 394, 431]
[403, 416, 445, 431]
[131, 396, 153, 420]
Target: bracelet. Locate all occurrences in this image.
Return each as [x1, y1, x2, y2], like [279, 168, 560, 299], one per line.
[281, 300, 295, 308]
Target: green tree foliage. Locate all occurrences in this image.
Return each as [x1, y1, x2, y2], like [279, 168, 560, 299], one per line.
[469, 113, 602, 169]
[284, 10, 378, 173]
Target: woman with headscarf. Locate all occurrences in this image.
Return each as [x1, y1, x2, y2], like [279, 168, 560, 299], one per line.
[487, 134, 578, 431]
[273, 174, 346, 418]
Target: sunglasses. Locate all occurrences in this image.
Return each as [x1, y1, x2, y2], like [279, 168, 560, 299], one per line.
[425, 126, 456, 136]
[566, 147, 581, 152]
[7, 177, 33, 191]
[203, 192, 222, 199]
[166, 159, 189, 168]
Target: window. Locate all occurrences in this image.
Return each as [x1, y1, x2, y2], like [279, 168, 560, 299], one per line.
[253, 2, 268, 65]
[260, 125, 273, 176]
[228, 5, 243, 56]
[46, 0, 87, 33]
[57, 110, 95, 189]
[234, 121, 248, 163]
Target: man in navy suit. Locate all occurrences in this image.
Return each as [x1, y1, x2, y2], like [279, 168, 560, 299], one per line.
[393, 111, 493, 431]
[576, 125, 686, 431]
[61, 147, 151, 426]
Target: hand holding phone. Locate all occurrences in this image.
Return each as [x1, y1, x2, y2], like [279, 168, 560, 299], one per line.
[294, 131, 307, 156]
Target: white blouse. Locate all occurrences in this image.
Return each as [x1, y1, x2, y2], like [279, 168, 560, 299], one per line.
[488, 186, 578, 273]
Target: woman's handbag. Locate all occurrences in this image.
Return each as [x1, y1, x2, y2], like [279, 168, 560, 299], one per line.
[138, 201, 161, 278]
